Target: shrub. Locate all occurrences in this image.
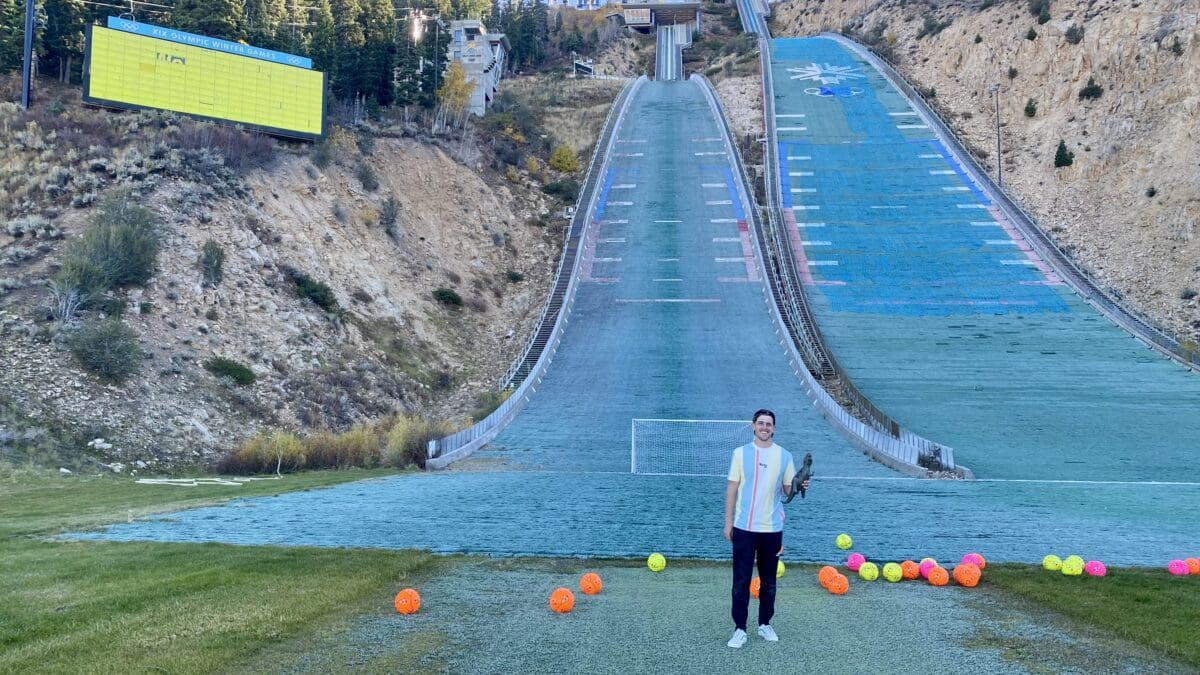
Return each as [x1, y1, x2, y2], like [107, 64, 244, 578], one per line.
[1008, 66, 1018, 80]
[382, 414, 451, 468]
[470, 390, 512, 422]
[200, 239, 225, 287]
[542, 180, 579, 201]
[1171, 37, 1183, 56]
[1180, 288, 1197, 301]
[505, 270, 525, 282]
[218, 431, 306, 474]
[305, 425, 380, 469]
[67, 318, 142, 383]
[55, 190, 159, 299]
[1064, 24, 1084, 44]
[974, 34, 983, 44]
[505, 166, 521, 183]
[1054, 140, 1075, 168]
[1146, 186, 1157, 198]
[548, 145, 580, 173]
[204, 357, 256, 386]
[285, 267, 339, 312]
[174, 123, 276, 172]
[1078, 77, 1104, 100]
[1024, 98, 1037, 117]
[310, 140, 333, 168]
[356, 161, 380, 192]
[525, 156, 541, 175]
[433, 287, 463, 306]
[1037, 4, 1050, 24]
[1026, 28, 1037, 40]
[379, 195, 399, 230]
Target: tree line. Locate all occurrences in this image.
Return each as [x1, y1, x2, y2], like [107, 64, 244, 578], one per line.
[0, 0, 565, 110]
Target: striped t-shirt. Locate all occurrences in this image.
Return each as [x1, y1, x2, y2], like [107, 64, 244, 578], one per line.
[727, 442, 797, 533]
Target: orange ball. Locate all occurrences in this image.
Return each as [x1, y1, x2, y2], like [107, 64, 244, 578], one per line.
[973, 553, 987, 570]
[1186, 558, 1200, 575]
[393, 588, 421, 615]
[550, 587, 575, 613]
[750, 577, 762, 598]
[818, 565, 839, 587]
[900, 560, 920, 580]
[953, 563, 981, 588]
[927, 566, 949, 587]
[827, 573, 849, 595]
[580, 572, 603, 595]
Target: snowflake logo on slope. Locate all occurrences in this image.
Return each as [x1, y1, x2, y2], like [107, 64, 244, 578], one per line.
[787, 63, 865, 85]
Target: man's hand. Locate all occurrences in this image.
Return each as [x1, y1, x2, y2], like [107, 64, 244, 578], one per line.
[724, 521, 733, 541]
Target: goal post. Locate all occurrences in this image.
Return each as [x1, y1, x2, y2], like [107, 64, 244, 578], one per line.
[630, 418, 752, 476]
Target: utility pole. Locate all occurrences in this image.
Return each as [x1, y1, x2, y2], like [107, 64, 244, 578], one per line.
[20, 0, 35, 109]
[989, 82, 1002, 187]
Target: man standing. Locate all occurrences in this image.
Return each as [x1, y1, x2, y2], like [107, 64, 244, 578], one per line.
[723, 409, 807, 648]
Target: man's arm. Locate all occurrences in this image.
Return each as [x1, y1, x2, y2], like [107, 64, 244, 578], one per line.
[724, 480, 738, 540]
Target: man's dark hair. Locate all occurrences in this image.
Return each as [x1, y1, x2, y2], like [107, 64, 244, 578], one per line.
[751, 408, 775, 424]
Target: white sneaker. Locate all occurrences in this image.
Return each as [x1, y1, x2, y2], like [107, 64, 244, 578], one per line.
[758, 624, 779, 642]
[727, 629, 748, 648]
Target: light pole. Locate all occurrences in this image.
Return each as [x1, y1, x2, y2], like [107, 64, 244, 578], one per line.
[989, 82, 1002, 187]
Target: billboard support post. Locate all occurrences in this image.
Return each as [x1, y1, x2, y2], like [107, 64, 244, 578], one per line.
[21, 0, 35, 109]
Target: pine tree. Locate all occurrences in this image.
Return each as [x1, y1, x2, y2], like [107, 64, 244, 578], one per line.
[330, 0, 365, 99]
[245, 0, 287, 49]
[0, 0, 30, 74]
[1054, 140, 1074, 168]
[40, 0, 86, 82]
[307, 0, 336, 81]
[276, 0, 312, 56]
[393, 11, 423, 107]
[360, 0, 396, 106]
[171, 0, 247, 41]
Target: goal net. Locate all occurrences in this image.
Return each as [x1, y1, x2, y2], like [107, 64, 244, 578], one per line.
[631, 419, 752, 476]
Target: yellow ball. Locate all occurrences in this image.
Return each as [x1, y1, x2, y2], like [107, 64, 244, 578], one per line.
[836, 534, 853, 550]
[882, 562, 903, 582]
[858, 562, 879, 581]
[1042, 555, 1062, 571]
[647, 552, 666, 572]
[1061, 557, 1084, 576]
[776, 560, 786, 578]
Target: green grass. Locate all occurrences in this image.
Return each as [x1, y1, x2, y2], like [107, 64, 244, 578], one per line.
[985, 563, 1200, 667]
[0, 468, 436, 673]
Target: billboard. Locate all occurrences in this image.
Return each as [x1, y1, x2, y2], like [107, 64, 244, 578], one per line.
[83, 24, 326, 140]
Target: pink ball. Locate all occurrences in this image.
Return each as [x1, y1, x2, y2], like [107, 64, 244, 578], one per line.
[961, 553, 984, 568]
[919, 559, 938, 579]
[1168, 559, 1190, 576]
[1084, 560, 1106, 577]
[847, 553, 865, 572]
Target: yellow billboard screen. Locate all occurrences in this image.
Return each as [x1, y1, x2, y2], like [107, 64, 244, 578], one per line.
[84, 25, 325, 140]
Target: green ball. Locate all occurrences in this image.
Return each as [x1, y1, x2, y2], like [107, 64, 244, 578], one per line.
[777, 560, 786, 578]
[1042, 555, 1062, 571]
[647, 553, 666, 572]
[1061, 558, 1084, 576]
[836, 534, 853, 550]
[882, 562, 903, 582]
[858, 562, 879, 581]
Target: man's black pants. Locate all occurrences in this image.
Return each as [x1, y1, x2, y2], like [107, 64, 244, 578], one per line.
[730, 526, 783, 631]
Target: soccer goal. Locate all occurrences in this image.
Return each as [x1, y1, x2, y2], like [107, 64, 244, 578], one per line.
[630, 418, 753, 476]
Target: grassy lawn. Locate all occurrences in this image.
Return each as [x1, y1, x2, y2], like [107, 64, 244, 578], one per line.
[985, 563, 1200, 668]
[0, 468, 438, 673]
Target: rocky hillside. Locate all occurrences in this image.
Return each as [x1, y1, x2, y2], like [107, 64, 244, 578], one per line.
[770, 0, 1199, 345]
[0, 76, 612, 472]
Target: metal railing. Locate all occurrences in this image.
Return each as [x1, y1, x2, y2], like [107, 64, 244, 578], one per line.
[822, 32, 1198, 373]
[426, 76, 648, 468]
[694, 68, 963, 477]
